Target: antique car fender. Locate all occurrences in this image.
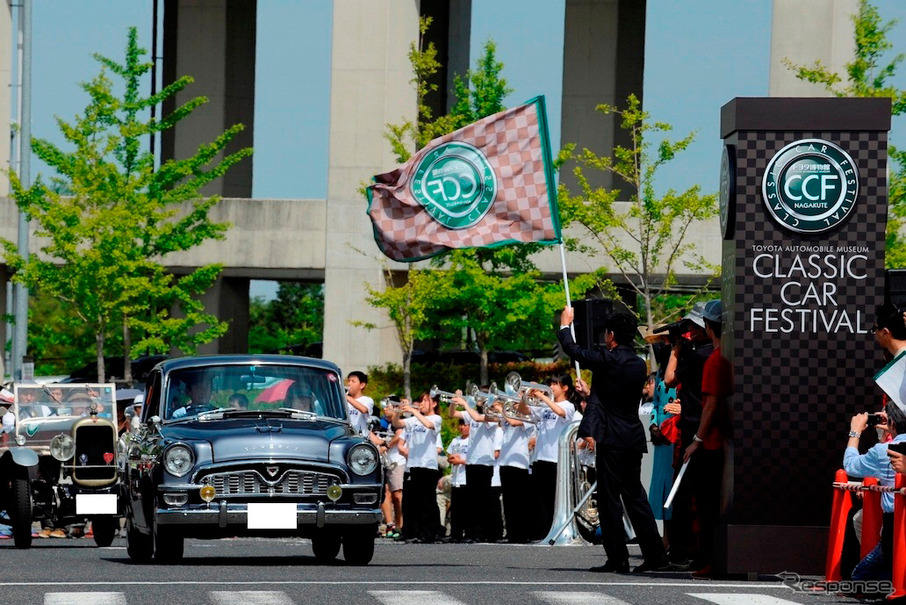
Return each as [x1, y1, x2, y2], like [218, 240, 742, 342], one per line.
[0, 447, 39, 482]
[8, 445, 39, 468]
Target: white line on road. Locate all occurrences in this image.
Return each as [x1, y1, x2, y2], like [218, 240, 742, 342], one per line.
[210, 591, 295, 605]
[45, 593, 127, 605]
[371, 590, 470, 605]
[0, 580, 794, 588]
[689, 594, 805, 605]
[535, 591, 635, 605]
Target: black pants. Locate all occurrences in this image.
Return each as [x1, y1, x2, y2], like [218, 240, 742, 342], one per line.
[596, 446, 666, 565]
[500, 466, 532, 542]
[670, 448, 723, 566]
[450, 485, 467, 540]
[465, 464, 494, 541]
[532, 460, 558, 540]
[402, 467, 441, 541]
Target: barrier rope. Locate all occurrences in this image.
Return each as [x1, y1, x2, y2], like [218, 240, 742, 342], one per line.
[832, 481, 906, 495]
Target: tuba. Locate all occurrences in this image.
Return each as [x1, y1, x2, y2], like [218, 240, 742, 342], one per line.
[543, 420, 600, 545]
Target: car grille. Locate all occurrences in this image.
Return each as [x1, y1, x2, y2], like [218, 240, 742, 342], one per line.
[201, 468, 337, 496]
[72, 424, 117, 484]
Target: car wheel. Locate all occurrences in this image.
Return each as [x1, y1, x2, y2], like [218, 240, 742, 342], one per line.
[311, 531, 341, 563]
[92, 516, 118, 547]
[342, 527, 376, 566]
[153, 522, 184, 563]
[9, 477, 33, 549]
[126, 516, 153, 562]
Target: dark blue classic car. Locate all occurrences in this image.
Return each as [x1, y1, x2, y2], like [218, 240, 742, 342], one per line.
[123, 356, 383, 564]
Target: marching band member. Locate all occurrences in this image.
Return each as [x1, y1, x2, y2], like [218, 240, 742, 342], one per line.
[498, 403, 534, 543]
[345, 371, 374, 436]
[447, 420, 470, 542]
[389, 391, 443, 543]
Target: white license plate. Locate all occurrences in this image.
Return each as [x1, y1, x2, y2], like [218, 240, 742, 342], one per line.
[247, 503, 297, 529]
[75, 494, 117, 515]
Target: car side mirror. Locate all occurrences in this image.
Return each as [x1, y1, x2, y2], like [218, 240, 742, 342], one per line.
[148, 415, 161, 427]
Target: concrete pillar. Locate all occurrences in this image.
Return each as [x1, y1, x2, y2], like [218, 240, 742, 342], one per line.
[196, 276, 250, 355]
[560, 0, 646, 194]
[161, 0, 255, 197]
[0, 1, 10, 197]
[769, 0, 857, 96]
[420, 0, 472, 115]
[322, 0, 421, 373]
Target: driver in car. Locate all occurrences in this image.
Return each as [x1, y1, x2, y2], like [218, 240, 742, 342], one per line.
[285, 381, 315, 413]
[171, 373, 215, 419]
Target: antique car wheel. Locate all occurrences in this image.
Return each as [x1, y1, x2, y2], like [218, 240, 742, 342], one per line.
[10, 477, 33, 549]
[92, 516, 118, 547]
[311, 531, 341, 563]
[126, 516, 153, 562]
[153, 522, 184, 563]
[342, 527, 376, 566]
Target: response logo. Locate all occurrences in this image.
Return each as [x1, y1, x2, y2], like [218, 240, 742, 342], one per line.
[761, 139, 858, 234]
[411, 142, 497, 230]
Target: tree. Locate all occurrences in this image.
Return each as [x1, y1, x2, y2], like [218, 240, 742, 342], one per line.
[249, 282, 324, 354]
[4, 27, 251, 382]
[784, 0, 906, 267]
[557, 94, 719, 339]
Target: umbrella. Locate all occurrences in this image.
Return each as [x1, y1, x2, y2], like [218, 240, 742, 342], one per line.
[254, 379, 294, 403]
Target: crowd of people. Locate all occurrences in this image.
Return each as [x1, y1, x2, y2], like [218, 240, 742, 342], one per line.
[347, 299, 735, 579]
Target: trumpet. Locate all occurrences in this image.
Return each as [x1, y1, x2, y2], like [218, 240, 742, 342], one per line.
[380, 397, 412, 418]
[491, 384, 536, 424]
[430, 385, 474, 408]
[372, 429, 399, 471]
[505, 371, 553, 405]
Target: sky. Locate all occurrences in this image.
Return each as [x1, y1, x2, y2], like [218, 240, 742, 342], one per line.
[21, 0, 906, 299]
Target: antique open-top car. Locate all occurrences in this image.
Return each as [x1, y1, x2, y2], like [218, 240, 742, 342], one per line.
[0, 383, 120, 548]
[123, 355, 383, 564]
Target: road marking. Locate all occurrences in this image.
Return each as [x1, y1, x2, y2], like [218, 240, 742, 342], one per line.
[45, 593, 127, 605]
[211, 591, 295, 605]
[535, 591, 634, 605]
[689, 594, 804, 605]
[0, 580, 793, 588]
[371, 590, 470, 605]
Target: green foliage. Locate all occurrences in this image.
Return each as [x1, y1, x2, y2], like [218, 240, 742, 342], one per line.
[249, 282, 324, 354]
[3, 27, 251, 381]
[558, 94, 719, 332]
[785, 0, 906, 267]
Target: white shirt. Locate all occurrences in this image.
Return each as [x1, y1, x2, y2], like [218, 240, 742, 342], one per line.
[402, 414, 442, 469]
[448, 436, 469, 487]
[466, 418, 499, 466]
[387, 427, 407, 467]
[492, 459, 501, 488]
[499, 422, 532, 469]
[531, 401, 576, 463]
[347, 395, 374, 436]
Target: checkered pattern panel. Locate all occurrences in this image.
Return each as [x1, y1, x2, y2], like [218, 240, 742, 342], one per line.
[368, 101, 558, 261]
[727, 130, 888, 526]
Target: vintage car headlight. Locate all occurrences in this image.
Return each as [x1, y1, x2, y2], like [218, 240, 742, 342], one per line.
[163, 444, 195, 477]
[347, 444, 378, 476]
[50, 434, 75, 461]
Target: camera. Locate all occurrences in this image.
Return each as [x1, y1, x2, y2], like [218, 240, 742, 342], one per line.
[867, 413, 885, 428]
[653, 320, 685, 344]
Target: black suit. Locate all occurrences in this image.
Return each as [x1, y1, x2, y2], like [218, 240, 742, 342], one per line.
[558, 327, 665, 567]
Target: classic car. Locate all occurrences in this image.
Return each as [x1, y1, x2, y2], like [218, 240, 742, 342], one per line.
[0, 383, 121, 549]
[123, 355, 383, 564]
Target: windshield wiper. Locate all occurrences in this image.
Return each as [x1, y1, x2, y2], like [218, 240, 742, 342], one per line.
[276, 407, 319, 420]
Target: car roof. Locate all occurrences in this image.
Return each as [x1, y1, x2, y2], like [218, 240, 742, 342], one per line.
[155, 354, 342, 375]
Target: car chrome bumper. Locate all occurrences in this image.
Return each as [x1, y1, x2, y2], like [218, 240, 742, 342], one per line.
[155, 501, 382, 528]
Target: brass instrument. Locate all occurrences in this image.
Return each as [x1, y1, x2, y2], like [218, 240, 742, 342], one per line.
[490, 383, 536, 424]
[380, 397, 412, 418]
[429, 385, 465, 405]
[470, 383, 504, 421]
[544, 420, 600, 545]
[373, 429, 399, 471]
[505, 371, 554, 405]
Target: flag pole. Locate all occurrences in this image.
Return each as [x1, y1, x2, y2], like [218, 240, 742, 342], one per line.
[559, 242, 582, 380]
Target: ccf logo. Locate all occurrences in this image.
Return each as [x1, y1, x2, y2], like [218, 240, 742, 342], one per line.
[761, 139, 858, 233]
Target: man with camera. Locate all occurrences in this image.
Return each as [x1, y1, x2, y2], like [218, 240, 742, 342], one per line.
[558, 307, 666, 573]
[844, 302, 906, 581]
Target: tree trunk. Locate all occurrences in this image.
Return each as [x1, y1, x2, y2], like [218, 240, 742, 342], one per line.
[479, 348, 488, 386]
[96, 333, 106, 384]
[123, 320, 133, 387]
[403, 350, 412, 401]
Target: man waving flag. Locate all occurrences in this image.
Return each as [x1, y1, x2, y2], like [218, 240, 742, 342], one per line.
[367, 96, 562, 262]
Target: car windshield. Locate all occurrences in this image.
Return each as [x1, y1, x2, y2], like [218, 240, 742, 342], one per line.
[14, 384, 117, 421]
[163, 364, 345, 422]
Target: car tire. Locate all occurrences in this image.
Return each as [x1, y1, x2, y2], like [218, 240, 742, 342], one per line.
[311, 531, 341, 563]
[153, 522, 184, 563]
[342, 527, 376, 566]
[92, 516, 118, 547]
[126, 516, 153, 563]
[9, 477, 33, 549]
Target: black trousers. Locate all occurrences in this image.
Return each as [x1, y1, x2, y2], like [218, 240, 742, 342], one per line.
[532, 460, 558, 540]
[500, 466, 531, 542]
[596, 446, 666, 565]
[465, 464, 494, 541]
[450, 485, 467, 540]
[669, 448, 723, 565]
[402, 467, 441, 541]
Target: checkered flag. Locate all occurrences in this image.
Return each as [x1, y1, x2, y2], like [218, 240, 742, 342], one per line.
[366, 96, 562, 262]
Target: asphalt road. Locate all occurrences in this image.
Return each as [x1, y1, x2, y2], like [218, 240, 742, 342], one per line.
[0, 535, 869, 605]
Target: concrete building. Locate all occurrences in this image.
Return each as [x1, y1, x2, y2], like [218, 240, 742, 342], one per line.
[0, 0, 863, 374]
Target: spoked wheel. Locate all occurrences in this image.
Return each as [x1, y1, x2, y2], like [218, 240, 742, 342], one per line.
[9, 478, 33, 549]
